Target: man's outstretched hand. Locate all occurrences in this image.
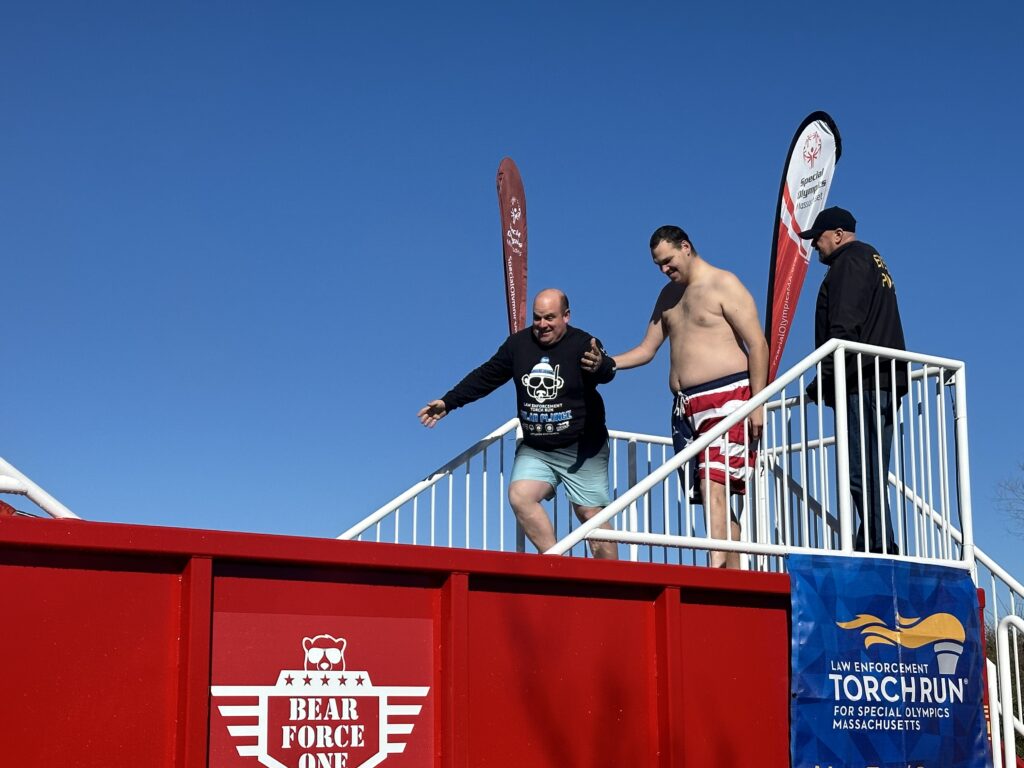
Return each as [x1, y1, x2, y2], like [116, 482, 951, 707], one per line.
[418, 400, 448, 428]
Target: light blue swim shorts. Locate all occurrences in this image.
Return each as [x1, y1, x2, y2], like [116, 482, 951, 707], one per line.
[509, 441, 611, 508]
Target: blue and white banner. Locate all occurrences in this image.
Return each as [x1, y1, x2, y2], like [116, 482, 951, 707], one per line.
[790, 555, 991, 768]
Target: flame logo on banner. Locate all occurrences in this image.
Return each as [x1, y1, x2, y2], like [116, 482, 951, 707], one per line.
[837, 612, 966, 650]
[837, 612, 967, 675]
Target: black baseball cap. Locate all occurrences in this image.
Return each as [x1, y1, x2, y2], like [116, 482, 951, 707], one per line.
[798, 206, 856, 240]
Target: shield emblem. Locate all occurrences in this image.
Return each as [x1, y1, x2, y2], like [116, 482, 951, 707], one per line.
[213, 669, 428, 768]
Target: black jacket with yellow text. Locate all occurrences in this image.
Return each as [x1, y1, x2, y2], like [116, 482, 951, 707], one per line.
[814, 240, 907, 405]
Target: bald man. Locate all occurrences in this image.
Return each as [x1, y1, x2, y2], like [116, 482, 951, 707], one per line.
[419, 289, 618, 559]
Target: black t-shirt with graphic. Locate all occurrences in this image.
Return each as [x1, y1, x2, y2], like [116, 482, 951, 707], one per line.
[441, 326, 616, 453]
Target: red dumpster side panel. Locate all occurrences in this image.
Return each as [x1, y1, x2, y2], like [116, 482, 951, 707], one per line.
[679, 595, 791, 767]
[0, 552, 182, 768]
[465, 579, 658, 767]
[0, 520, 796, 768]
[209, 568, 440, 768]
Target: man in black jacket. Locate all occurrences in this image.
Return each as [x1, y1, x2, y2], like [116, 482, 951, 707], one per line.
[800, 206, 906, 555]
[418, 289, 618, 558]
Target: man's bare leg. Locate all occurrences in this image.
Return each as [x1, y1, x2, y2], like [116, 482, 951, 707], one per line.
[572, 504, 618, 560]
[508, 479, 557, 553]
[703, 479, 741, 569]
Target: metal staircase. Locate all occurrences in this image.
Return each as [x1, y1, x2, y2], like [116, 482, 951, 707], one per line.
[340, 339, 1023, 765]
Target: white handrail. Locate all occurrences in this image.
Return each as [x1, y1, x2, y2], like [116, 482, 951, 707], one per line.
[342, 339, 976, 572]
[606, 429, 671, 445]
[896, 473, 1024, 597]
[996, 615, 1024, 767]
[548, 339, 970, 564]
[338, 417, 520, 540]
[990, 658, 1005, 768]
[0, 456, 79, 520]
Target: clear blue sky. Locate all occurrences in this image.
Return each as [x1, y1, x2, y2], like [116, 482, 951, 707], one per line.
[2, 2, 1021, 574]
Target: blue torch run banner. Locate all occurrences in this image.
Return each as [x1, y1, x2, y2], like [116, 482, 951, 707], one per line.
[789, 554, 991, 768]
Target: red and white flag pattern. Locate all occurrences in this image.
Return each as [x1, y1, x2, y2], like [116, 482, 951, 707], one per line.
[765, 112, 842, 382]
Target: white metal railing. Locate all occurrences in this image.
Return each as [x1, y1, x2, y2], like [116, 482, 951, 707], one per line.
[883, 457, 1023, 763]
[0, 456, 79, 519]
[342, 340, 976, 570]
[996, 615, 1024, 768]
[338, 418, 696, 559]
[552, 339, 974, 570]
[908, 478, 1024, 764]
[338, 418, 521, 551]
[342, 339, 1020, 761]
[972, 540, 1024, 766]
[983, 576, 1024, 762]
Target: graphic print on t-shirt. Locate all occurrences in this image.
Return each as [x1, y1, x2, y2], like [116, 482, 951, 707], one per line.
[521, 356, 564, 403]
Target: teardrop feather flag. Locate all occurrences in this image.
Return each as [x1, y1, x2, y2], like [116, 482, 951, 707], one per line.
[765, 112, 842, 381]
[496, 158, 528, 334]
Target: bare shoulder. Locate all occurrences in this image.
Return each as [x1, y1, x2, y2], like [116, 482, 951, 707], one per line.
[708, 266, 753, 299]
[654, 281, 685, 312]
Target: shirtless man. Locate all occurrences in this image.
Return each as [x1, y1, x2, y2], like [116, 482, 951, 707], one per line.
[594, 225, 768, 568]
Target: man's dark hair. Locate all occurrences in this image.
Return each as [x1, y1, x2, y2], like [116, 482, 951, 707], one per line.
[650, 225, 695, 253]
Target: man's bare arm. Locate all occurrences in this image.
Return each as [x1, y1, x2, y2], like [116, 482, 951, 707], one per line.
[719, 274, 767, 389]
[612, 285, 675, 370]
[720, 274, 769, 439]
[613, 319, 664, 369]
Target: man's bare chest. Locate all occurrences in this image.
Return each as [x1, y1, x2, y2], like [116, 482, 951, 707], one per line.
[663, 290, 724, 331]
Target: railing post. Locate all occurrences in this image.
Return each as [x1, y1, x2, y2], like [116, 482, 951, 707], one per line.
[515, 423, 526, 553]
[953, 368, 976, 572]
[997, 615, 1024, 768]
[628, 439, 639, 562]
[832, 347, 854, 553]
[986, 658, 1003, 768]
[755, 421, 769, 552]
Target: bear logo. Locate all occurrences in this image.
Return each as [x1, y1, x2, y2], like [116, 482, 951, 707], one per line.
[303, 634, 347, 672]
